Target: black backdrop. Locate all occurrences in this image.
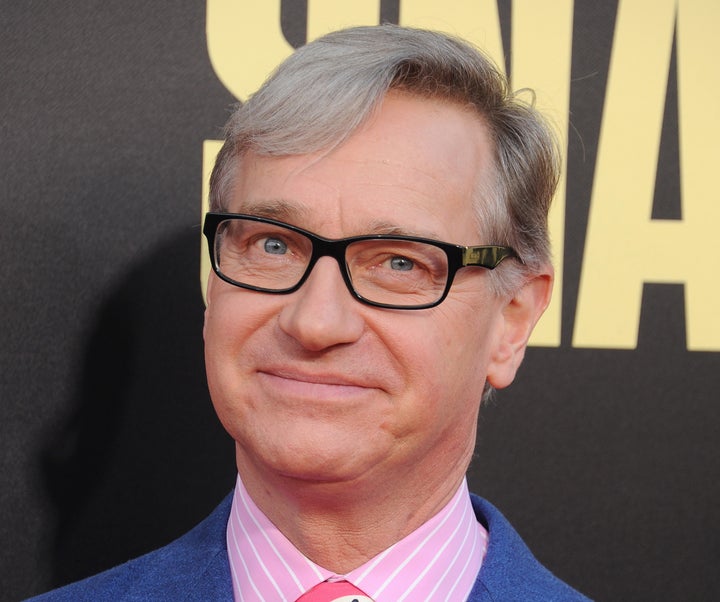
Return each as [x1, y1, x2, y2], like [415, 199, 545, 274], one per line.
[2, 2, 718, 601]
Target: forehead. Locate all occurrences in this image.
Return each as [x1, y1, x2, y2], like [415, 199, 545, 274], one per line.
[229, 94, 494, 242]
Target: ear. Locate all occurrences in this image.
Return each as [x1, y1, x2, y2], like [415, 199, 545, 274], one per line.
[203, 272, 218, 341]
[486, 267, 554, 390]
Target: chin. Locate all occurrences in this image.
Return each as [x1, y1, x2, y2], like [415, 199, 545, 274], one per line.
[256, 438, 384, 486]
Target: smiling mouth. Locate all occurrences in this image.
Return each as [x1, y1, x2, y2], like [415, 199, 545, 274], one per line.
[257, 370, 377, 401]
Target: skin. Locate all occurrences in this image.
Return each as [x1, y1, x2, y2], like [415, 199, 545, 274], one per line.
[204, 92, 553, 572]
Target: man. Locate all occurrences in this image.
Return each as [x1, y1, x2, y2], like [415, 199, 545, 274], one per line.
[32, 25, 589, 601]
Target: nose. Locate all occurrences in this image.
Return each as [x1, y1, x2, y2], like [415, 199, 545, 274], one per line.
[278, 256, 365, 351]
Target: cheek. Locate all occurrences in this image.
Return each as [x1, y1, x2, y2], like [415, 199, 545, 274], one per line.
[420, 306, 499, 411]
[380, 336, 483, 468]
[203, 296, 268, 444]
[204, 301, 236, 384]
[206, 285, 275, 344]
[380, 307, 491, 422]
[431, 301, 498, 374]
[203, 289, 273, 403]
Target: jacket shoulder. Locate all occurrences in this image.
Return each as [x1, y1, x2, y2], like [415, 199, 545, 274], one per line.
[26, 494, 234, 602]
[466, 494, 592, 602]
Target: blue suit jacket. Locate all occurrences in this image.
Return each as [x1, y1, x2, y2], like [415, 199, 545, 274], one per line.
[29, 493, 590, 601]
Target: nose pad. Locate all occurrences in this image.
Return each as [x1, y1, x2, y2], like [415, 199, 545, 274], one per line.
[278, 256, 364, 350]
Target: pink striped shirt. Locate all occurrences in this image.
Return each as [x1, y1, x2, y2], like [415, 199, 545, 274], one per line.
[226, 474, 488, 601]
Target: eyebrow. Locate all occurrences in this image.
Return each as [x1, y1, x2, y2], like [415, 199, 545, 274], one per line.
[236, 199, 312, 224]
[237, 200, 443, 240]
[363, 219, 442, 240]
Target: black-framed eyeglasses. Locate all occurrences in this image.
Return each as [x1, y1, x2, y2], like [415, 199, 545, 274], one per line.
[203, 212, 519, 310]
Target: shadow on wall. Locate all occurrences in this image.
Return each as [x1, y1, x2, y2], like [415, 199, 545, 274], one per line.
[39, 228, 236, 588]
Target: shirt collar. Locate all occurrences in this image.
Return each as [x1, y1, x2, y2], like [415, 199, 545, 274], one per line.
[226, 474, 487, 601]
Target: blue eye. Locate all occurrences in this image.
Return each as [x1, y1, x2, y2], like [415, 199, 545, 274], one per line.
[263, 238, 287, 254]
[390, 256, 414, 271]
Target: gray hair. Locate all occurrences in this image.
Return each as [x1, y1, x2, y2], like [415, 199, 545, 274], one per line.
[209, 24, 560, 296]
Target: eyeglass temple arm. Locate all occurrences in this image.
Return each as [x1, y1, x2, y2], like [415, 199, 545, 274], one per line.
[462, 246, 519, 269]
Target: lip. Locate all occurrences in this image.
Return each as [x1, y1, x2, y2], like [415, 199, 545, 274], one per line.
[262, 367, 365, 387]
[257, 368, 379, 400]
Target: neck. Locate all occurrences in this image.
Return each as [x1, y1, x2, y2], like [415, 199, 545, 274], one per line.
[236, 450, 470, 573]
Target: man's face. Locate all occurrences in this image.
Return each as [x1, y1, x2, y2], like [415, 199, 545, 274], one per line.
[204, 93, 529, 497]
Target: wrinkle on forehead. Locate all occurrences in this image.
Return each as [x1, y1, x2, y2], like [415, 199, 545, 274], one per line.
[235, 199, 313, 223]
[234, 154, 449, 236]
[234, 199, 444, 240]
[230, 94, 492, 243]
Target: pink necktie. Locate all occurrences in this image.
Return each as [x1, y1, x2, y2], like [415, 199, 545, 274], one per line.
[295, 580, 373, 601]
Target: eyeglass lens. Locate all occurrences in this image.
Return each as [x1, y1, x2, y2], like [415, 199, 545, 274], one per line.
[213, 217, 450, 307]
